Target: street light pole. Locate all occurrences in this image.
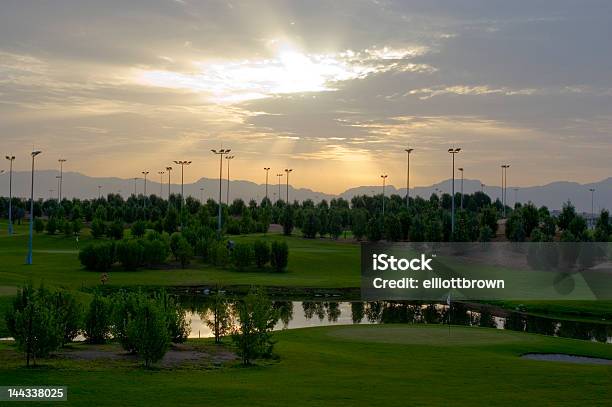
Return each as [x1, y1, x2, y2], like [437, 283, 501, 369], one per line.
[5, 155, 15, 235]
[458, 167, 464, 210]
[133, 177, 139, 196]
[56, 176, 61, 200]
[165, 166, 173, 200]
[27, 150, 42, 265]
[142, 171, 149, 196]
[173, 160, 192, 220]
[264, 167, 270, 201]
[589, 188, 596, 222]
[225, 156, 234, 205]
[501, 164, 510, 217]
[448, 148, 461, 235]
[58, 158, 66, 203]
[284, 169, 293, 203]
[380, 174, 388, 217]
[157, 171, 165, 196]
[405, 148, 413, 208]
[211, 149, 230, 234]
[98, 185, 102, 199]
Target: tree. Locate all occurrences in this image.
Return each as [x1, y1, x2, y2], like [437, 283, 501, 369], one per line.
[478, 206, 498, 234]
[131, 220, 146, 238]
[270, 241, 289, 272]
[108, 219, 124, 240]
[46, 217, 58, 235]
[7, 285, 62, 366]
[384, 213, 402, 241]
[594, 210, 611, 241]
[328, 210, 343, 239]
[301, 209, 320, 238]
[521, 203, 540, 237]
[163, 207, 179, 234]
[51, 290, 83, 346]
[116, 239, 144, 270]
[84, 292, 111, 344]
[90, 217, 106, 238]
[350, 209, 368, 241]
[205, 291, 232, 344]
[366, 217, 383, 242]
[175, 236, 193, 268]
[232, 288, 278, 365]
[557, 201, 576, 231]
[127, 298, 170, 368]
[281, 206, 294, 236]
[156, 291, 190, 343]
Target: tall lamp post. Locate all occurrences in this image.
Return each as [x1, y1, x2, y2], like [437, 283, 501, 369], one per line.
[380, 174, 388, 216]
[6, 155, 15, 235]
[589, 188, 596, 227]
[173, 160, 192, 212]
[133, 177, 139, 196]
[458, 167, 464, 210]
[58, 158, 66, 203]
[225, 155, 234, 205]
[276, 173, 283, 202]
[211, 149, 230, 234]
[142, 171, 149, 196]
[157, 171, 165, 196]
[263, 167, 270, 201]
[98, 185, 102, 199]
[27, 150, 42, 265]
[165, 166, 173, 199]
[284, 169, 293, 203]
[501, 164, 510, 217]
[405, 148, 413, 208]
[448, 148, 461, 235]
[55, 176, 61, 200]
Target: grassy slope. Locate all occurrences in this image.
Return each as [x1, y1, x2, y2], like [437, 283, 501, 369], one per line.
[0, 325, 611, 406]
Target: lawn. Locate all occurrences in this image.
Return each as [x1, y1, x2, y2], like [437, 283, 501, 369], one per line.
[0, 324, 610, 406]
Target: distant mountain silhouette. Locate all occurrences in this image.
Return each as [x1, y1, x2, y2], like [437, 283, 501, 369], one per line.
[1, 170, 610, 213]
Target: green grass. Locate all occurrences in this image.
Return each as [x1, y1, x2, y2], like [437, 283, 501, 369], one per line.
[0, 324, 611, 406]
[0, 222, 359, 290]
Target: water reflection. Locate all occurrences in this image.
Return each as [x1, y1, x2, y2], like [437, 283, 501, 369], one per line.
[179, 298, 612, 344]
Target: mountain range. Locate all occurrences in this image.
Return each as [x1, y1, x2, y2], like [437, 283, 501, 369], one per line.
[0, 170, 610, 213]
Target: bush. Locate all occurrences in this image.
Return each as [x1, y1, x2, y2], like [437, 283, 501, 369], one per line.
[131, 220, 146, 238]
[46, 217, 58, 235]
[232, 288, 278, 365]
[108, 220, 124, 240]
[116, 239, 144, 270]
[270, 241, 289, 272]
[111, 291, 141, 353]
[126, 298, 170, 368]
[84, 292, 111, 344]
[156, 291, 190, 343]
[79, 242, 115, 271]
[253, 240, 271, 269]
[34, 218, 45, 233]
[232, 242, 253, 271]
[90, 218, 106, 238]
[212, 241, 230, 267]
[172, 234, 193, 268]
[141, 238, 170, 266]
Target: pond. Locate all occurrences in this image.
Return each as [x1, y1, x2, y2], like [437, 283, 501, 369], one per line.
[181, 299, 612, 344]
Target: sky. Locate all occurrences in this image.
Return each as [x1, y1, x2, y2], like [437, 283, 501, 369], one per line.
[1, 0, 611, 194]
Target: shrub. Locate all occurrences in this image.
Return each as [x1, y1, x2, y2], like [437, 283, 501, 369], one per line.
[170, 232, 182, 260]
[108, 220, 124, 240]
[176, 237, 193, 268]
[126, 298, 170, 368]
[46, 217, 58, 235]
[131, 220, 146, 238]
[34, 218, 45, 233]
[78, 242, 115, 271]
[111, 291, 141, 352]
[212, 241, 230, 267]
[270, 241, 289, 272]
[90, 218, 106, 238]
[141, 238, 169, 266]
[253, 240, 271, 269]
[232, 242, 253, 271]
[116, 239, 144, 270]
[232, 288, 278, 365]
[84, 292, 111, 344]
[156, 291, 190, 343]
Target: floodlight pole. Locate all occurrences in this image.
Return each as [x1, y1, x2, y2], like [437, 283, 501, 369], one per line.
[448, 148, 461, 235]
[264, 167, 270, 200]
[5, 155, 15, 234]
[284, 169, 293, 203]
[27, 150, 42, 265]
[380, 174, 388, 216]
[211, 149, 230, 235]
[405, 148, 413, 208]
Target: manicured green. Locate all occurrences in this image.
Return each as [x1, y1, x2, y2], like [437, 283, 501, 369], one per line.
[0, 325, 611, 406]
